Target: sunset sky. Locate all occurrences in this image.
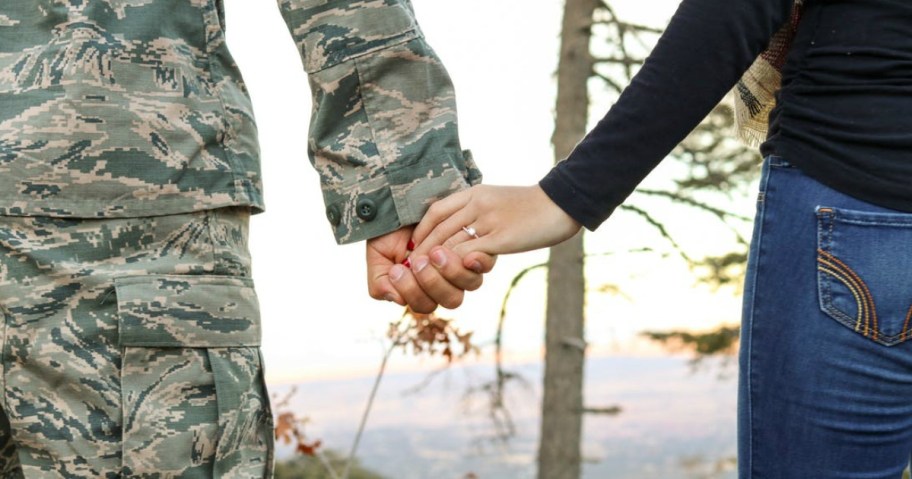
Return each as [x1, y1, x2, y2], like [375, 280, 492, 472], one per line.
[223, 0, 753, 385]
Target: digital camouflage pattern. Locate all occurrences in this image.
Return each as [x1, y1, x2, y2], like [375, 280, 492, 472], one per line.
[279, 0, 481, 242]
[0, 0, 473, 476]
[0, 207, 273, 477]
[0, 0, 480, 244]
[0, 0, 262, 220]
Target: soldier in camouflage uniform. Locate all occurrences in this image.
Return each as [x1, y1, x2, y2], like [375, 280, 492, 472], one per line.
[0, 0, 481, 476]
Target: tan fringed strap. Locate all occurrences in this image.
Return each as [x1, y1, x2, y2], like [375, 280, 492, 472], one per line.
[734, 1, 805, 146]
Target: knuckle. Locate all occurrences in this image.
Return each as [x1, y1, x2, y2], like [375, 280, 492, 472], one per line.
[440, 293, 463, 310]
[413, 302, 438, 315]
[465, 277, 483, 292]
[442, 262, 471, 285]
[481, 259, 497, 274]
[426, 202, 443, 218]
[367, 285, 384, 300]
[417, 268, 441, 288]
[445, 261, 467, 278]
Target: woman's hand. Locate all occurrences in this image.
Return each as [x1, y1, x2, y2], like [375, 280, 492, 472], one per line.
[411, 185, 582, 261]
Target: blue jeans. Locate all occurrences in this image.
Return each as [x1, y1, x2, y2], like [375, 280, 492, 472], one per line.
[739, 156, 912, 478]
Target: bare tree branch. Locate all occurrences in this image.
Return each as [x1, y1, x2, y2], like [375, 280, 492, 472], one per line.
[635, 189, 752, 222]
[595, 1, 664, 34]
[593, 56, 646, 67]
[619, 204, 695, 264]
[591, 70, 625, 93]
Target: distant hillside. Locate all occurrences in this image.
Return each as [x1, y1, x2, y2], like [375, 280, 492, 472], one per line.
[270, 355, 737, 479]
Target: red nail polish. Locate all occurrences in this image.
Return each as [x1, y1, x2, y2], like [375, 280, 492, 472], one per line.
[401, 258, 411, 268]
[407, 240, 415, 251]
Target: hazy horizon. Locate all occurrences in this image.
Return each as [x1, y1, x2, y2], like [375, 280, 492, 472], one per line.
[271, 355, 738, 478]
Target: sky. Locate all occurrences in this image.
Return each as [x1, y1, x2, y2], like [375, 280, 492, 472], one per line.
[222, 0, 755, 385]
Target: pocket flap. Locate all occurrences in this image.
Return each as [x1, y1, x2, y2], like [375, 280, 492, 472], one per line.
[300, 1, 419, 72]
[115, 275, 261, 348]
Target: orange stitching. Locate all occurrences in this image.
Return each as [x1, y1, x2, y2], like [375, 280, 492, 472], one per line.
[818, 250, 879, 340]
[818, 257, 871, 336]
[817, 266, 866, 331]
[818, 256, 871, 335]
[818, 263, 868, 335]
[822, 258, 875, 340]
[902, 305, 912, 342]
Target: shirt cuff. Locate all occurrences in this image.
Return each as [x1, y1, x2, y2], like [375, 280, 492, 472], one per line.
[539, 164, 613, 232]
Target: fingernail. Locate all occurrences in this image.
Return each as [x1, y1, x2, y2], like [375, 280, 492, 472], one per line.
[383, 293, 396, 302]
[407, 240, 416, 251]
[390, 265, 405, 282]
[401, 258, 411, 268]
[469, 261, 483, 273]
[412, 256, 429, 273]
[430, 249, 447, 267]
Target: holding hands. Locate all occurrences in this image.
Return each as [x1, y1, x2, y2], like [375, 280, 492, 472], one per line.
[365, 226, 496, 313]
[366, 185, 581, 313]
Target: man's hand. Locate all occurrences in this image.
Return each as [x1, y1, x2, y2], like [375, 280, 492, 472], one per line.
[366, 226, 495, 313]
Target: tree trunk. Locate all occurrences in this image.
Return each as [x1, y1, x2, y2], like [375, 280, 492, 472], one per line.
[537, 1, 597, 478]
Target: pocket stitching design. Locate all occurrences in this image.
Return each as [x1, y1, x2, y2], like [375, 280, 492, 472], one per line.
[901, 306, 912, 342]
[816, 207, 912, 346]
[817, 249, 879, 340]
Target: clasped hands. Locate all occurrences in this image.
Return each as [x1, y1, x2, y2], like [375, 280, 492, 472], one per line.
[366, 185, 582, 313]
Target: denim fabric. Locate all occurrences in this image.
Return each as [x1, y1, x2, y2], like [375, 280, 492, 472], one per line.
[738, 156, 912, 478]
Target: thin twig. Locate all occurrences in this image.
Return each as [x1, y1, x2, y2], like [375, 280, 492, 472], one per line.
[482, 247, 656, 442]
[593, 56, 646, 67]
[619, 204, 695, 264]
[633, 188, 752, 245]
[400, 363, 450, 396]
[592, 70, 625, 93]
[340, 317, 409, 479]
[635, 188, 752, 222]
[497, 263, 548, 363]
[316, 450, 342, 479]
[595, 2, 664, 34]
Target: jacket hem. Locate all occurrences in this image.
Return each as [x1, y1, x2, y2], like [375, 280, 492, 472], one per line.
[0, 193, 266, 219]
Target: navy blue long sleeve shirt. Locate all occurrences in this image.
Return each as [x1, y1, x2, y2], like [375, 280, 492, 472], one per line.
[540, 0, 912, 230]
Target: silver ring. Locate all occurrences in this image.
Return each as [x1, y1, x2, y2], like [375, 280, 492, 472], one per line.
[462, 226, 479, 239]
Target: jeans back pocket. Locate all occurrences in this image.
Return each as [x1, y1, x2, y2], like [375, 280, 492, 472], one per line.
[817, 206, 912, 346]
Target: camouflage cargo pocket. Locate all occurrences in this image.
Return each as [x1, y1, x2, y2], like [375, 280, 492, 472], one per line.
[114, 274, 273, 478]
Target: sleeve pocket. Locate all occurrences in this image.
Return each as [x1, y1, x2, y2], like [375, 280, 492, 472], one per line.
[296, 0, 476, 244]
[816, 206, 912, 347]
[300, 1, 420, 73]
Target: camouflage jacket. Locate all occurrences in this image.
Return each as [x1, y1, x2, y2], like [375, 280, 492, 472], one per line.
[0, 0, 480, 244]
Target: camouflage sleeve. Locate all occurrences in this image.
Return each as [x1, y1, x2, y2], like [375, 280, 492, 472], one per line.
[277, 0, 482, 244]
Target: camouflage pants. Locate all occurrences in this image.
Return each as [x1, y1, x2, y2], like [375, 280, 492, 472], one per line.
[0, 207, 274, 478]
